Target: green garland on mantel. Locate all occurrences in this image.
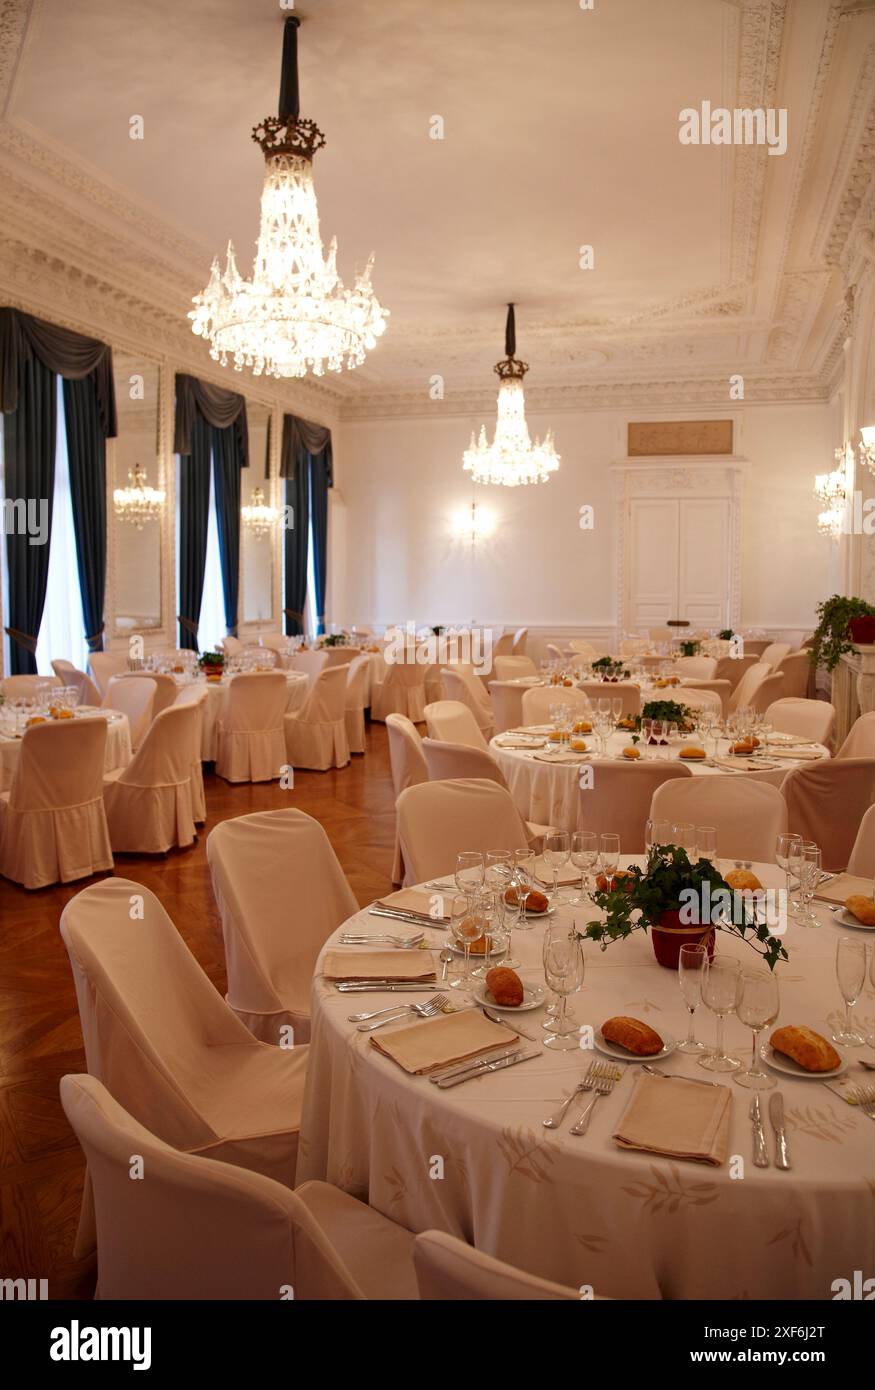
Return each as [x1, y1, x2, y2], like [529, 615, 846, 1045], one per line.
[808, 594, 875, 673]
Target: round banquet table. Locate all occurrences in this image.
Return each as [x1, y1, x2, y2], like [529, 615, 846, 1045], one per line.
[490, 730, 830, 833]
[297, 862, 875, 1299]
[186, 672, 309, 760]
[0, 707, 132, 794]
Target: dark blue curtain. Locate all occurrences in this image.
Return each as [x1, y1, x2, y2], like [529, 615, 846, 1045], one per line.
[212, 423, 241, 638]
[177, 412, 212, 651]
[63, 375, 106, 654]
[3, 357, 56, 674]
[310, 454, 329, 636]
[284, 469, 309, 637]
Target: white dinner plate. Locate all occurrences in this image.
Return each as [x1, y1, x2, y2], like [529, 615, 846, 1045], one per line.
[473, 979, 547, 1012]
[593, 1027, 676, 1063]
[449, 941, 507, 960]
[761, 1043, 847, 1080]
[832, 907, 875, 931]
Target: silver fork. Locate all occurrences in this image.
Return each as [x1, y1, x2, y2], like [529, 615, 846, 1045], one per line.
[543, 1076, 590, 1130]
[357, 993, 450, 1032]
[850, 1084, 875, 1120]
[570, 1061, 622, 1136]
[340, 932, 424, 948]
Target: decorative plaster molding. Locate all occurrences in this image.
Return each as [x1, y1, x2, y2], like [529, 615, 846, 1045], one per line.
[813, 45, 875, 267]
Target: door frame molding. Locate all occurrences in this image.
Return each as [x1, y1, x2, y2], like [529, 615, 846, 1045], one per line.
[611, 456, 749, 634]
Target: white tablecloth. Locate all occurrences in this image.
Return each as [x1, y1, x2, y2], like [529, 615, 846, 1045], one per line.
[298, 862, 875, 1299]
[184, 673, 310, 760]
[491, 730, 829, 833]
[0, 708, 132, 794]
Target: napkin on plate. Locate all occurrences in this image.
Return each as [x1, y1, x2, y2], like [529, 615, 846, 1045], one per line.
[370, 1008, 518, 1074]
[375, 888, 449, 922]
[813, 872, 875, 906]
[711, 755, 776, 772]
[494, 736, 547, 749]
[323, 950, 436, 983]
[534, 858, 581, 888]
[533, 750, 590, 764]
[762, 747, 822, 760]
[612, 1073, 731, 1165]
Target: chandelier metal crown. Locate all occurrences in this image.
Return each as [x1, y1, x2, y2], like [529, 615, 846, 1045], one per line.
[190, 16, 387, 379]
[463, 305, 560, 487]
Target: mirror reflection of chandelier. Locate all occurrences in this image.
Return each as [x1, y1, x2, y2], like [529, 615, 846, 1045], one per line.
[241, 486, 280, 540]
[190, 16, 387, 379]
[814, 449, 849, 538]
[463, 304, 560, 487]
[113, 464, 166, 529]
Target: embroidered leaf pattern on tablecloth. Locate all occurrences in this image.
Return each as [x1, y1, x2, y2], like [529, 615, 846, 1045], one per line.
[767, 1218, 812, 1267]
[497, 1126, 558, 1182]
[786, 1105, 857, 1143]
[575, 1231, 610, 1253]
[621, 1162, 719, 1213]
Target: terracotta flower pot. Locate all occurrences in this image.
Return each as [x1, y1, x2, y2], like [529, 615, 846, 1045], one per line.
[650, 910, 715, 970]
[849, 616, 875, 646]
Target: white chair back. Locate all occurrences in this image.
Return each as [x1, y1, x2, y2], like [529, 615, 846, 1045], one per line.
[396, 778, 529, 884]
[493, 633, 514, 658]
[576, 761, 693, 853]
[89, 652, 129, 698]
[260, 633, 290, 654]
[439, 667, 493, 735]
[424, 700, 489, 751]
[413, 1229, 580, 1301]
[673, 656, 718, 680]
[218, 672, 287, 783]
[371, 655, 427, 723]
[422, 738, 506, 788]
[344, 653, 372, 755]
[847, 803, 875, 876]
[104, 675, 156, 749]
[680, 680, 731, 716]
[714, 654, 758, 691]
[650, 778, 788, 862]
[729, 662, 771, 713]
[678, 688, 721, 714]
[289, 650, 329, 685]
[493, 655, 538, 682]
[488, 680, 526, 734]
[172, 684, 208, 821]
[836, 711, 875, 760]
[749, 671, 784, 715]
[52, 660, 102, 706]
[512, 627, 528, 655]
[780, 758, 875, 871]
[285, 666, 351, 771]
[385, 714, 428, 795]
[761, 642, 791, 670]
[1, 674, 60, 700]
[765, 699, 835, 748]
[776, 651, 811, 700]
[577, 682, 641, 719]
[104, 704, 197, 854]
[522, 685, 591, 725]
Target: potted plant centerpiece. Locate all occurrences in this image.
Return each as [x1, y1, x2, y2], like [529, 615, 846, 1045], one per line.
[317, 632, 349, 649]
[591, 656, 630, 682]
[580, 845, 788, 971]
[635, 698, 695, 741]
[197, 649, 225, 683]
[808, 594, 875, 671]
[678, 639, 701, 657]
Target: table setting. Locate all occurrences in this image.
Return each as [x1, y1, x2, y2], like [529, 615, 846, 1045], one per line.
[0, 686, 133, 792]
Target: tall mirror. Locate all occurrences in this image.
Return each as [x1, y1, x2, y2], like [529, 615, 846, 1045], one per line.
[110, 353, 163, 633]
[241, 401, 274, 625]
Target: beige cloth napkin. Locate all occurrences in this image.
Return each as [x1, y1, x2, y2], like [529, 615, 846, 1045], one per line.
[370, 1009, 519, 1075]
[495, 736, 547, 749]
[533, 750, 590, 764]
[323, 950, 436, 982]
[712, 755, 776, 772]
[535, 857, 581, 887]
[613, 1073, 731, 1165]
[376, 888, 449, 922]
[813, 873, 874, 906]
[764, 746, 822, 761]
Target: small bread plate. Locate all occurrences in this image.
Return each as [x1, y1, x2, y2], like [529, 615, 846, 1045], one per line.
[593, 1027, 676, 1063]
[832, 906, 875, 931]
[449, 940, 507, 960]
[473, 979, 547, 1012]
[502, 902, 556, 920]
[760, 1043, 847, 1080]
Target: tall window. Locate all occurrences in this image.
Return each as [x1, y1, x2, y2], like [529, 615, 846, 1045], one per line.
[199, 463, 226, 654]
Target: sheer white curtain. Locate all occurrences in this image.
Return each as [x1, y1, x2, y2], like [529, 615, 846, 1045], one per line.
[198, 464, 226, 656]
[36, 379, 89, 675]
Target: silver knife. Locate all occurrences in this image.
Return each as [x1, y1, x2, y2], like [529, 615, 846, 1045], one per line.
[369, 908, 448, 929]
[428, 1045, 520, 1084]
[768, 1090, 791, 1169]
[334, 981, 438, 993]
[434, 1048, 541, 1088]
[750, 1095, 769, 1167]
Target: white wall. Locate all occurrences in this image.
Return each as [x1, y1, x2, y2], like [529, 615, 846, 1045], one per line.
[333, 403, 834, 640]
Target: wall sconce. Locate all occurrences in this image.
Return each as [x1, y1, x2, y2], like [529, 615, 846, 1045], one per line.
[859, 425, 875, 473]
[814, 451, 848, 538]
[451, 499, 496, 544]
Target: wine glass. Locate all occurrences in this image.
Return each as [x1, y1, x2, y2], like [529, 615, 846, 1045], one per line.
[486, 855, 521, 968]
[612, 696, 623, 724]
[449, 893, 483, 990]
[469, 889, 500, 979]
[796, 842, 822, 928]
[673, 822, 695, 855]
[511, 848, 536, 931]
[735, 969, 779, 1088]
[832, 937, 867, 1046]
[542, 924, 585, 1051]
[644, 819, 670, 854]
[455, 852, 484, 901]
[775, 832, 802, 915]
[696, 826, 717, 863]
[598, 833, 620, 893]
[544, 831, 570, 905]
[677, 943, 708, 1053]
[699, 956, 741, 1072]
[568, 830, 598, 904]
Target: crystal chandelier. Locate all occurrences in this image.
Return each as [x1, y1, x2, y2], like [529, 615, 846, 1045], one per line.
[463, 304, 560, 487]
[113, 464, 166, 529]
[859, 425, 875, 473]
[814, 451, 848, 538]
[241, 486, 280, 540]
[190, 16, 387, 378]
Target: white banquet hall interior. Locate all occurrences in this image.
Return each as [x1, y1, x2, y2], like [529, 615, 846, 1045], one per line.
[2, 0, 875, 1318]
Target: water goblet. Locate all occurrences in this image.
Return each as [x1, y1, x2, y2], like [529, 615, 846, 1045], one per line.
[542, 924, 585, 1051]
[449, 893, 483, 991]
[598, 833, 620, 893]
[797, 842, 821, 928]
[696, 826, 717, 863]
[677, 943, 708, 1054]
[699, 956, 742, 1072]
[455, 851, 484, 902]
[511, 849, 536, 931]
[832, 937, 867, 1046]
[735, 969, 779, 1088]
[568, 830, 598, 904]
[775, 832, 802, 916]
[544, 831, 570, 905]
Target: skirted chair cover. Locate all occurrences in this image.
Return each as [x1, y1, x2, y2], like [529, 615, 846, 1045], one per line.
[492, 633, 514, 658]
[103, 703, 197, 854]
[172, 684, 208, 822]
[260, 633, 290, 654]
[523, 685, 593, 724]
[285, 665, 350, 771]
[847, 804, 875, 876]
[493, 655, 538, 681]
[344, 653, 372, 755]
[836, 711, 875, 760]
[681, 679, 731, 716]
[60, 1075, 417, 1301]
[116, 669, 177, 718]
[512, 627, 528, 655]
[765, 698, 835, 748]
[440, 666, 494, 737]
[421, 739, 553, 852]
[89, 651, 129, 698]
[51, 659, 101, 706]
[289, 650, 329, 686]
[488, 680, 529, 734]
[222, 635, 243, 658]
[217, 671, 287, 783]
[424, 700, 489, 751]
[650, 778, 787, 863]
[714, 654, 758, 691]
[780, 758, 875, 871]
[422, 662, 443, 705]
[1, 674, 60, 699]
[761, 642, 792, 670]
[728, 662, 772, 712]
[59, 877, 310, 1256]
[673, 656, 718, 680]
[0, 718, 113, 889]
[322, 647, 355, 669]
[397, 778, 530, 885]
[103, 675, 156, 750]
[577, 682, 641, 719]
[749, 672, 784, 715]
[776, 652, 811, 700]
[386, 713, 428, 883]
[207, 808, 359, 1045]
[413, 1230, 580, 1301]
[576, 761, 693, 854]
[371, 658, 427, 724]
[680, 687, 722, 715]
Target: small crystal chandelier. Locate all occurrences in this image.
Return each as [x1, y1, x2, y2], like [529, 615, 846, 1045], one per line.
[814, 451, 848, 538]
[113, 464, 166, 529]
[241, 486, 280, 540]
[858, 425, 875, 473]
[190, 16, 387, 378]
[463, 304, 560, 487]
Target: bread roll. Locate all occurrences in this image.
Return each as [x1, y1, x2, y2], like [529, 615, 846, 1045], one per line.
[602, 1016, 664, 1056]
[486, 967, 524, 1007]
[769, 1025, 840, 1072]
[595, 869, 634, 893]
[679, 746, 707, 760]
[724, 868, 763, 892]
[504, 887, 549, 913]
[844, 895, 875, 926]
[623, 746, 641, 759]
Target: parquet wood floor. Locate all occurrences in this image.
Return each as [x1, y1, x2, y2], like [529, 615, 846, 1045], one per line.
[0, 721, 397, 1299]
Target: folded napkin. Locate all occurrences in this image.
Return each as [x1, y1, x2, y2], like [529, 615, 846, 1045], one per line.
[613, 1073, 731, 1166]
[762, 746, 822, 760]
[323, 950, 436, 983]
[533, 750, 590, 764]
[535, 858, 581, 888]
[370, 1008, 518, 1075]
[813, 872, 873, 906]
[495, 736, 547, 749]
[376, 888, 449, 922]
[510, 725, 552, 734]
[711, 755, 774, 772]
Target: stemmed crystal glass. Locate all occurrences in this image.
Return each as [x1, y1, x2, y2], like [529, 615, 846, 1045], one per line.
[644, 819, 670, 854]
[469, 889, 500, 978]
[612, 696, 623, 724]
[735, 969, 780, 1088]
[449, 892, 482, 990]
[544, 831, 570, 905]
[455, 852, 484, 901]
[677, 943, 708, 1053]
[568, 830, 598, 905]
[598, 833, 620, 892]
[832, 937, 867, 1046]
[485, 851, 518, 966]
[542, 924, 585, 1051]
[511, 848, 536, 931]
[673, 822, 695, 855]
[699, 956, 742, 1072]
[775, 833, 802, 916]
[696, 826, 717, 863]
[796, 842, 822, 927]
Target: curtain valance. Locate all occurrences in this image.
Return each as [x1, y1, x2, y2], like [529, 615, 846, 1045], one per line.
[280, 413, 332, 484]
[0, 306, 117, 438]
[174, 373, 249, 469]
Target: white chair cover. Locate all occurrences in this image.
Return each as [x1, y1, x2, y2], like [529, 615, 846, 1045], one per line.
[776, 651, 812, 700]
[714, 654, 759, 691]
[322, 647, 355, 669]
[847, 803, 875, 876]
[413, 1229, 580, 1301]
[522, 685, 592, 724]
[289, 650, 329, 686]
[0, 718, 113, 889]
[103, 675, 156, 750]
[424, 700, 489, 750]
[489, 680, 527, 734]
[371, 658, 427, 724]
[493, 655, 538, 681]
[397, 778, 529, 884]
[344, 653, 372, 755]
[260, 633, 290, 653]
[650, 778, 788, 862]
[493, 633, 514, 658]
[678, 687, 722, 714]
[749, 671, 784, 714]
[546, 642, 567, 660]
[386, 713, 429, 883]
[765, 698, 835, 748]
[439, 667, 493, 737]
[222, 635, 243, 657]
[673, 656, 718, 680]
[512, 627, 528, 655]
[421, 739, 554, 851]
[780, 758, 875, 871]
[89, 652, 129, 698]
[681, 679, 731, 716]
[207, 808, 359, 1045]
[729, 662, 772, 712]
[761, 642, 791, 670]
[285, 666, 351, 771]
[217, 672, 288, 783]
[421, 662, 443, 705]
[60, 1074, 417, 1301]
[52, 660, 101, 706]
[1, 674, 60, 699]
[117, 670, 179, 718]
[577, 682, 641, 719]
[172, 685, 208, 822]
[60, 877, 310, 1255]
[576, 761, 693, 853]
[103, 704, 197, 854]
[836, 711, 875, 760]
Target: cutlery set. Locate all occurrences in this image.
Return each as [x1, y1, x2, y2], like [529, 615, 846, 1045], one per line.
[339, 931, 425, 948]
[430, 1046, 541, 1089]
[542, 1060, 623, 1136]
[368, 906, 448, 929]
[748, 1091, 791, 1169]
[356, 994, 451, 1032]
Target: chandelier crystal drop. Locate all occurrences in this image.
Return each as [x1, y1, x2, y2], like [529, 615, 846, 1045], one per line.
[241, 486, 280, 540]
[113, 464, 166, 529]
[463, 304, 560, 487]
[190, 16, 387, 379]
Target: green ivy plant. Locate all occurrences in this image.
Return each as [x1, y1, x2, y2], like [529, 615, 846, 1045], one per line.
[638, 698, 694, 730]
[718, 628, 734, 641]
[807, 594, 875, 672]
[678, 639, 701, 657]
[592, 656, 630, 678]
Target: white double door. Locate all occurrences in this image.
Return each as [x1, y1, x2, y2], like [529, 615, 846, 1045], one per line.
[627, 496, 730, 629]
